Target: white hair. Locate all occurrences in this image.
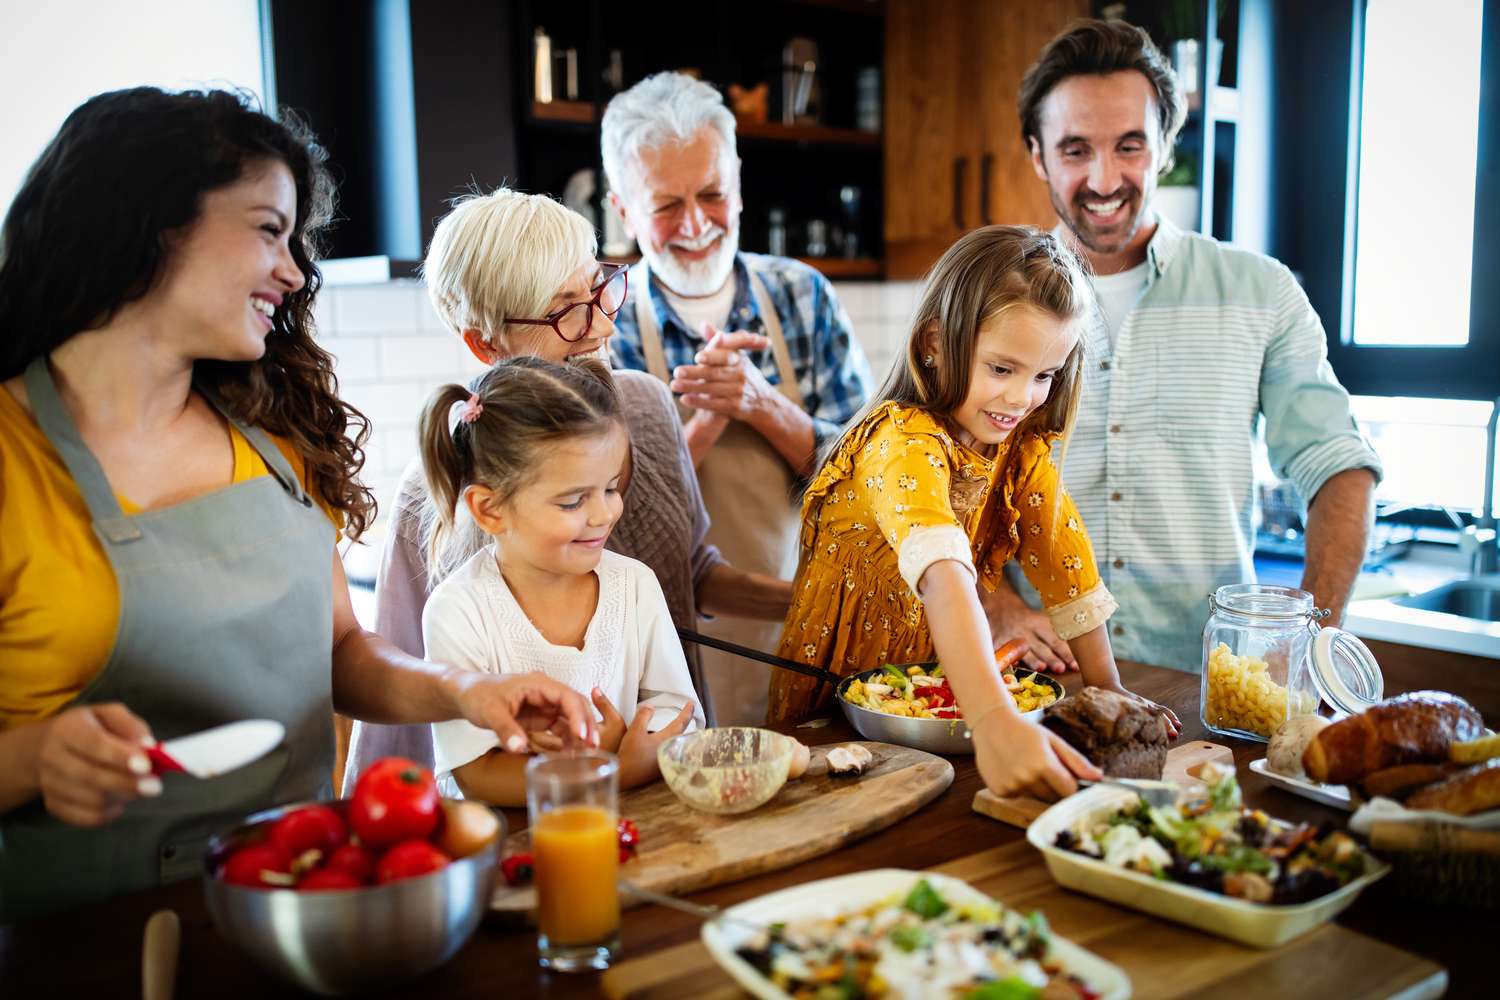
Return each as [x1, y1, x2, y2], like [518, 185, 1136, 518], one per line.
[422, 187, 596, 342]
[600, 72, 738, 200]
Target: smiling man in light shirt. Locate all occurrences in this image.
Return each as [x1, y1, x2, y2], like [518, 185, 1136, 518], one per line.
[603, 72, 873, 724]
[986, 20, 1383, 674]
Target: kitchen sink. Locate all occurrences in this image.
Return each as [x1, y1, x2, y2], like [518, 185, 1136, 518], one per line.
[1393, 575, 1500, 623]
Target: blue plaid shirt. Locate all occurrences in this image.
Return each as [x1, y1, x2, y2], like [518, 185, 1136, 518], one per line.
[611, 253, 874, 447]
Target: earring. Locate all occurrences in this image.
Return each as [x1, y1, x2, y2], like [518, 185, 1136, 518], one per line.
[922, 354, 936, 368]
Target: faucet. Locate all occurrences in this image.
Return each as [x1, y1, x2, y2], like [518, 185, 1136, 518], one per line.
[1476, 395, 1500, 576]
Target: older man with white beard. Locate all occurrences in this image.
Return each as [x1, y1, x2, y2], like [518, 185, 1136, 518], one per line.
[603, 72, 873, 724]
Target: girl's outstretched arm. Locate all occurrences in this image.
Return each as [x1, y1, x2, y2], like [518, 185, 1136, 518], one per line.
[919, 560, 1100, 799]
[1067, 625, 1182, 738]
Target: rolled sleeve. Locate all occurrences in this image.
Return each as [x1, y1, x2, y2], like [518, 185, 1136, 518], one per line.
[1260, 270, 1383, 508]
[1046, 581, 1118, 640]
[896, 524, 976, 594]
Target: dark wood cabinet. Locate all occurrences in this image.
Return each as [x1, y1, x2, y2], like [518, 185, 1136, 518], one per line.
[883, 0, 1088, 279]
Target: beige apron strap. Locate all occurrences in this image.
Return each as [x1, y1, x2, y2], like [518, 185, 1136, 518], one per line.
[631, 262, 673, 386]
[747, 269, 805, 410]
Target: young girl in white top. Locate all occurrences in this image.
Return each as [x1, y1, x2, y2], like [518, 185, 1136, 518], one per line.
[420, 356, 703, 804]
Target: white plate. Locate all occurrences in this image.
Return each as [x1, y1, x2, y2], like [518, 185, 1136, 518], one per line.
[700, 868, 1131, 1000]
[1027, 786, 1388, 950]
[1248, 758, 1354, 810]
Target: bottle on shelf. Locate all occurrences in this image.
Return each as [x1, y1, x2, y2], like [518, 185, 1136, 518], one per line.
[534, 27, 553, 104]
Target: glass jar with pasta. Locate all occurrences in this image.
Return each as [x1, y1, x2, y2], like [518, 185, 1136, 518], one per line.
[1199, 584, 1324, 742]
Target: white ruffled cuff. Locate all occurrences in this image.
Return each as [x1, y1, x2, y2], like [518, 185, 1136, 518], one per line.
[1047, 581, 1118, 640]
[897, 524, 976, 595]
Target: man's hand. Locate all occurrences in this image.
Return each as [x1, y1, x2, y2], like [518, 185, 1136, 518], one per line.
[982, 582, 1077, 674]
[670, 327, 778, 424]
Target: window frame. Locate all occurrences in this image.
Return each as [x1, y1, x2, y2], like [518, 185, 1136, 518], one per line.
[1332, 0, 1500, 400]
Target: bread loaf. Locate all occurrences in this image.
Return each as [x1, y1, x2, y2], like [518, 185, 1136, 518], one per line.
[1360, 762, 1464, 799]
[1042, 688, 1168, 779]
[1406, 759, 1500, 816]
[1301, 691, 1486, 785]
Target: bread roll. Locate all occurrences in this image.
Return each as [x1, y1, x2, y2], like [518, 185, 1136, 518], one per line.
[1406, 759, 1500, 816]
[1360, 762, 1464, 799]
[1302, 691, 1486, 785]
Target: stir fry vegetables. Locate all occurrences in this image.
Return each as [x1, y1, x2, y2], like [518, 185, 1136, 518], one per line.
[734, 879, 1102, 999]
[1054, 764, 1369, 905]
[844, 664, 1059, 721]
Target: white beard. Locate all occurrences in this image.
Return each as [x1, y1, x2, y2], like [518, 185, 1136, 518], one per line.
[642, 223, 740, 297]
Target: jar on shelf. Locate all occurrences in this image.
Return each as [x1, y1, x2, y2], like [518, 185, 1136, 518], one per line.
[1199, 584, 1383, 742]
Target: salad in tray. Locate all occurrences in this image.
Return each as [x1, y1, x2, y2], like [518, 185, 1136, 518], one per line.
[844, 663, 1059, 721]
[1053, 763, 1368, 905]
[733, 877, 1103, 1000]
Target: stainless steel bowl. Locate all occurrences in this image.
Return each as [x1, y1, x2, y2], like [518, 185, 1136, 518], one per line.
[202, 798, 502, 996]
[835, 664, 1065, 755]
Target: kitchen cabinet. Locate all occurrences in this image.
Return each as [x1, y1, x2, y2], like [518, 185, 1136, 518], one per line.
[883, 0, 1089, 279]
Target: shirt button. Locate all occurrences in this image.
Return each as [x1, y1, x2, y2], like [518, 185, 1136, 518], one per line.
[1110, 491, 1123, 501]
[1109, 424, 1121, 434]
[1113, 558, 1125, 569]
[1100, 359, 1112, 370]
[1113, 624, 1125, 636]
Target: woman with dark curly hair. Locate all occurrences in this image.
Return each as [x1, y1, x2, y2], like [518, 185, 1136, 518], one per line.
[0, 88, 594, 920]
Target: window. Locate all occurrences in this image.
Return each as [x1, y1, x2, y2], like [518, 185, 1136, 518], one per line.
[1332, 0, 1500, 397]
[0, 0, 267, 207]
[1350, 0, 1482, 347]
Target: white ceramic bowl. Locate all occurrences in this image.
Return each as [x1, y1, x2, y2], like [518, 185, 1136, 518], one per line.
[700, 868, 1131, 1000]
[1026, 785, 1389, 949]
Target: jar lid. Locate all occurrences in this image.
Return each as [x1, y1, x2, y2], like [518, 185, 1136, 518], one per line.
[1310, 627, 1384, 717]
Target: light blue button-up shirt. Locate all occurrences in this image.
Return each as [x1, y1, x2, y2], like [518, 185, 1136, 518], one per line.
[1015, 218, 1383, 672]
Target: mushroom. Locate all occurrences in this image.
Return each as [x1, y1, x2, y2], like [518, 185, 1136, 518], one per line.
[827, 744, 874, 776]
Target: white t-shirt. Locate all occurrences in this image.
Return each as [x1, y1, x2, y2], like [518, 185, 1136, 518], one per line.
[1090, 260, 1149, 350]
[662, 278, 737, 340]
[424, 547, 705, 795]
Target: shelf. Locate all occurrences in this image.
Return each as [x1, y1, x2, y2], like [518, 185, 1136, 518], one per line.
[733, 120, 881, 147]
[531, 100, 597, 125]
[797, 256, 882, 278]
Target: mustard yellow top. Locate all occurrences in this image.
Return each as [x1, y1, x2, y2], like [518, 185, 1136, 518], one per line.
[768, 402, 1116, 722]
[0, 387, 339, 729]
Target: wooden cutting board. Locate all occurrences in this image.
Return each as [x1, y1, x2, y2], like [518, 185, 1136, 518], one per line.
[599, 840, 1447, 1000]
[972, 739, 1236, 829]
[491, 741, 952, 918]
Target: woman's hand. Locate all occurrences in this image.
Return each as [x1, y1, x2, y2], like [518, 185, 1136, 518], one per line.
[1102, 684, 1183, 739]
[447, 671, 598, 753]
[594, 695, 695, 788]
[972, 708, 1101, 800]
[30, 704, 160, 827]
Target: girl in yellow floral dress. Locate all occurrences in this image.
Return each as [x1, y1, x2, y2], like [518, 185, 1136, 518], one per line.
[769, 226, 1178, 799]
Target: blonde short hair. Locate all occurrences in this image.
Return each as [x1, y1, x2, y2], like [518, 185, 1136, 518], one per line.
[422, 188, 597, 342]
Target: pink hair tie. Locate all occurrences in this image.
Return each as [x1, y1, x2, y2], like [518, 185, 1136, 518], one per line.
[459, 392, 484, 424]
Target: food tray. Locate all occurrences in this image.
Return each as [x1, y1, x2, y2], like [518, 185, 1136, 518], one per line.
[1248, 758, 1353, 810]
[1026, 785, 1389, 949]
[700, 868, 1131, 1000]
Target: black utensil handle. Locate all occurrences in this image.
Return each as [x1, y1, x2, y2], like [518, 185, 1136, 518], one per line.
[676, 627, 841, 687]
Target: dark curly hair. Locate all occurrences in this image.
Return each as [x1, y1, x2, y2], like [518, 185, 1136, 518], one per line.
[0, 87, 376, 537]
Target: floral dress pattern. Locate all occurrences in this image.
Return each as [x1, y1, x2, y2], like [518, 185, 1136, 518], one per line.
[768, 402, 1116, 722]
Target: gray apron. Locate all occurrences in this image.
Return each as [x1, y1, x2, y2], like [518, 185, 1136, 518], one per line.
[634, 263, 803, 726]
[0, 358, 334, 921]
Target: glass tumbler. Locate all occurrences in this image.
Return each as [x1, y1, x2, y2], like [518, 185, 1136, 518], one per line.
[526, 749, 621, 972]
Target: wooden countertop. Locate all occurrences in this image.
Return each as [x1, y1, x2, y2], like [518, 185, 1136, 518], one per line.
[3, 658, 1496, 998]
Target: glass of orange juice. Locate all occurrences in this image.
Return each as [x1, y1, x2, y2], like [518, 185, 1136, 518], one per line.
[526, 749, 621, 971]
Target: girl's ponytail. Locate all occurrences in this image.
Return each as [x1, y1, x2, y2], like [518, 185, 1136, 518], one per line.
[418, 383, 479, 573]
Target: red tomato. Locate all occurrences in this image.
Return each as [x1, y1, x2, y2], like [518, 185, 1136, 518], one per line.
[500, 852, 534, 886]
[350, 757, 440, 848]
[269, 804, 347, 858]
[298, 868, 363, 891]
[375, 840, 451, 884]
[324, 842, 375, 883]
[222, 843, 295, 888]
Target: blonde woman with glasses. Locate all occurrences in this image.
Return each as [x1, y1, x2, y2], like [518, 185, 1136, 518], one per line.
[343, 189, 791, 789]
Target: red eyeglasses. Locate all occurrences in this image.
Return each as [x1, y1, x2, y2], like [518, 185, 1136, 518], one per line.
[507, 263, 629, 343]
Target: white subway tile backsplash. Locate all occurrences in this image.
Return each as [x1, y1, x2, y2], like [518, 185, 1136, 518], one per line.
[340, 380, 433, 429]
[380, 336, 468, 381]
[333, 283, 423, 335]
[328, 336, 383, 383]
